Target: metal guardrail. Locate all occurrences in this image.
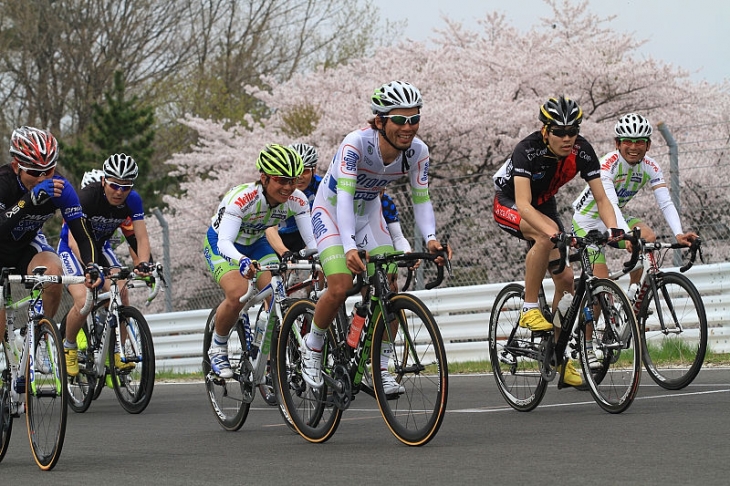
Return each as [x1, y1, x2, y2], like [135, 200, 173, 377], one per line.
[147, 262, 730, 373]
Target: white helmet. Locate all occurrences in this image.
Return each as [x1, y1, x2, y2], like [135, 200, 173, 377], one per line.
[288, 143, 318, 168]
[103, 153, 139, 180]
[614, 113, 653, 138]
[81, 169, 105, 189]
[371, 81, 423, 114]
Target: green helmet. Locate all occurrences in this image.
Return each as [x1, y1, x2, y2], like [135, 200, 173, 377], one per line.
[256, 144, 303, 177]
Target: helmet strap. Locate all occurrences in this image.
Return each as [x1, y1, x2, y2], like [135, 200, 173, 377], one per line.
[377, 117, 410, 171]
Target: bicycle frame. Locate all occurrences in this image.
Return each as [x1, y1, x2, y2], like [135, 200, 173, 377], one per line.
[229, 259, 321, 392]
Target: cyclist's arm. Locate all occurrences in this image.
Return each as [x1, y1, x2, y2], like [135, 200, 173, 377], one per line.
[651, 184, 684, 237]
[293, 211, 317, 250]
[588, 178, 619, 230]
[130, 219, 151, 265]
[265, 226, 289, 256]
[388, 220, 412, 253]
[215, 211, 246, 264]
[601, 171, 631, 232]
[513, 176, 555, 237]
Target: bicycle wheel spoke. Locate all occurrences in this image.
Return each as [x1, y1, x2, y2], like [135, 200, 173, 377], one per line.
[203, 308, 250, 431]
[580, 280, 641, 413]
[372, 294, 447, 446]
[26, 318, 67, 470]
[640, 273, 707, 390]
[489, 283, 547, 412]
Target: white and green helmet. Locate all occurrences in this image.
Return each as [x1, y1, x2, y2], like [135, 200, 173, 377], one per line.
[371, 81, 423, 114]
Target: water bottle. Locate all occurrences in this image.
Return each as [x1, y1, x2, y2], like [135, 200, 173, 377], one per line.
[552, 292, 573, 329]
[347, 302, 367, 348]
[253, 311, 268, 348]
[627, 283, 639, 302]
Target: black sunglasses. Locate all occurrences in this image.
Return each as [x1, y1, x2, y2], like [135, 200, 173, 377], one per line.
[550, 126, 580, 138]
[381, 114, 421, 126]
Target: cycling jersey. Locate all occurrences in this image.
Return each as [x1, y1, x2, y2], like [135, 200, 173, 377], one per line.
[57, 181, 146, 275]
[0, 164, 95, 267]
[493, 131, 601, 206]
[312, 126, 436, 258]
[278, 173, 322, 236]
[208, 181, 315, 265]
[572, 150, 682, 234]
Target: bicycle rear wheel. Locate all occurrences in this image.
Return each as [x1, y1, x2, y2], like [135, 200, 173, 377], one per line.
[109, 306, 155, 414]
[639, 272, 707, 390]
[371, 293, 448, 446]
[579, 279, 641, 414]
[489, 283, 548, 412]
[273, 299, 342, 443]
[0, 342, 13, 464]
[26, 316, 68, 470]
[202, 307, 250, 431]
[59, 313, 96, 413]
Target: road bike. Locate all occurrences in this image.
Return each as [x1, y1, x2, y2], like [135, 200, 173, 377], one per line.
[202, 250, 320, 431]
[0, 266, 90, 470]
[272, 248, 450, 446]
[60, 264, 161, 414]
[608, 232, 706, 390]
[489, 230, 642, 414]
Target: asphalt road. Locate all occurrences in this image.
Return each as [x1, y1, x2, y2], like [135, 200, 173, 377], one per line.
[3, 369, 729, 485]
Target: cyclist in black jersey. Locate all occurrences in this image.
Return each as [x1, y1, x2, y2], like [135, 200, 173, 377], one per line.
[492, 96, 621, 387]
[0, 126, 100, 342]
[57, 154, 152, 376]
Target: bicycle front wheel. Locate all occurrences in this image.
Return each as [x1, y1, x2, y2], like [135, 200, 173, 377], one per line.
[273, 299, 342, 443]
[202, 307, 250, 431]
[371, 293, 448, 446]
[109, 306, 156, 414]
[489, 283, 548, 412]
[579, 279, 641, 414]
[0, 341, 13, 464]
[59, 313, 96, 413]
[639, 272, 707, 390]
[26, 316, 68, 470]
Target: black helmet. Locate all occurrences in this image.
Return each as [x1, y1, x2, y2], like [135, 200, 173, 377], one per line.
[538, 96, 583, 126]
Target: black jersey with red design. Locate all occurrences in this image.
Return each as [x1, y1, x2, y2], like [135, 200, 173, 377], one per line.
[493, 131, 601, 206]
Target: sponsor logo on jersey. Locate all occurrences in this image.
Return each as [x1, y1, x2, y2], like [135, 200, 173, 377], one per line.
[288, 194, 307, 207]
[343, 149, 359, 174]
[630, 173, 643, 184]
[600, 153, 620, 171]
[312, 212, 327, 239]
[234, 191, 257, 210]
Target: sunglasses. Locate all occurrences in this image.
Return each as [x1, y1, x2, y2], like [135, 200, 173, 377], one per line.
[550, 126, 580, 137]
[270, 176, 299, 186]
[381, 114, 421, 125]
[106, 181, 134, 192]
[19, 164, 54, 178]
[619, 138, 649, 146]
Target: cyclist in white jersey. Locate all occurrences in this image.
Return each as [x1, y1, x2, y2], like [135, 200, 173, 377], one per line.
[572, 113, 698, 368]
[203, 144, 316, 378]
[301, 81, 451, 392]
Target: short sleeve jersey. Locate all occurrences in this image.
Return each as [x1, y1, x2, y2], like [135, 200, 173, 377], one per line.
[573, 150, 666, 218]
[494, 131, 601, 206]
[211, 182, 310, 247]
[0, 164, 84, 247]
[59, 181, 145, 245]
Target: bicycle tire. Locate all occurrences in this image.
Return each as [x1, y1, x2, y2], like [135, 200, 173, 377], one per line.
[109, 306, 155, 414]
[489, 283, 548, 412]
[26, 316, 68, 470]
[638, 272, 707, 390]
[371, 293, 448, 446]
[272, 299, 342, 443]
[579, 279, 641, 414]
[0, 341, 13, 464]
[59, 313, 96, 413]
[202, 307, 250, 431]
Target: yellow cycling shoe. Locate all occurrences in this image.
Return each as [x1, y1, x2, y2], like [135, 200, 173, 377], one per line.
[519, 308, 553, 332]
[114, 353, 136, 372]
[558, 360, 585, 389]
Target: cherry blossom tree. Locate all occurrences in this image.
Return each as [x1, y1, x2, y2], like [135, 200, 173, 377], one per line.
[150, 0, 730, 310]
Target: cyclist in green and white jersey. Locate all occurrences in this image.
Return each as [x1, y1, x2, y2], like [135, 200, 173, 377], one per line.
[572, 113, 697, 368]
[203, 144, 316, 378]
